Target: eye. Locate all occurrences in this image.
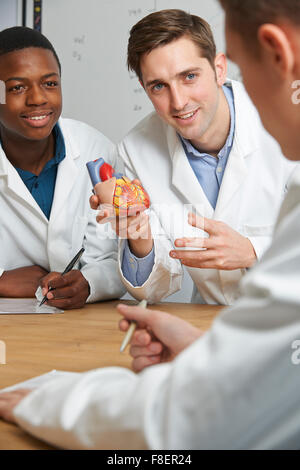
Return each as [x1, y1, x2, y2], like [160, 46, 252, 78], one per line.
[44, 81, 59, 88]
[186, 73, 196, 81]
[152, 83, 164, 92]
[8, 84, 25, 93]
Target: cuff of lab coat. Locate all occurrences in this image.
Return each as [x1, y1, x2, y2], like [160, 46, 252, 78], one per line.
[118, 238, 182, 304]
[80, 262, 126, 303]
[247, 236, 273, 261]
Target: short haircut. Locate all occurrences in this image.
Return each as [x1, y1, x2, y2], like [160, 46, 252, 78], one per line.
[127, 9, 216, 81]
[219, 0, 300, 52]
[0, 26, 61, 74]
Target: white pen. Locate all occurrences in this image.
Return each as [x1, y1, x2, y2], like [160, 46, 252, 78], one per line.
[120, 299, 147, 353]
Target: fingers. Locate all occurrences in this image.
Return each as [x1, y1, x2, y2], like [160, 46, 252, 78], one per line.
[89, 194, 101, 210]
[117, 303, 154, 329]
[132, 354, 162, 373]
[42, 271, 90, 309]
[0, 389, 32, 423]
[117, 212, 150, 240]
[174, 237, 212, 249]
[170, 249, 217, 263]
[188, 212, 218, 235]
[40, 271, 61, 293]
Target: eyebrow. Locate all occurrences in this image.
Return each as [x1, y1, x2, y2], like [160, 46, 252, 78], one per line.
[5, 72, 60, 83]
[145, 67, 202, 88]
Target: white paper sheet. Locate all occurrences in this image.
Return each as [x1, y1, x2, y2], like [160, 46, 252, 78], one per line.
[0, 370, 80, 393]
[0, 298, 63, 314]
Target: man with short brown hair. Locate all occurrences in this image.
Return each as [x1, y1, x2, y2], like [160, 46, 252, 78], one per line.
[97, 9, 295, 306]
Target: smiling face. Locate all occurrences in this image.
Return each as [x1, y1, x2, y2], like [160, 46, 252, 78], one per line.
[0, 47, 62, 143]
[140, 36, 227, 147]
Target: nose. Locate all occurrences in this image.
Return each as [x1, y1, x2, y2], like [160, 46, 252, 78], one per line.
[25, 83, 47, 106]
[169, 84, 188, 112]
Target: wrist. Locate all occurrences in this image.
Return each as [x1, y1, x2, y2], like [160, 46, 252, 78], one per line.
[128, 238, 154, 258]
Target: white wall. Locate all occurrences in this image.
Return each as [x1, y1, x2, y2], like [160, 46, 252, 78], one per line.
[0, 0, 22, 30]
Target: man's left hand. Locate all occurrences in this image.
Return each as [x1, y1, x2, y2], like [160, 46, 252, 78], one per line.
[170, 213, 257, 270]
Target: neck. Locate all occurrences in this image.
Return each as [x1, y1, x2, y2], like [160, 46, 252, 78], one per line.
[0, 127, 55, 175]
[190, 88, 231, 157]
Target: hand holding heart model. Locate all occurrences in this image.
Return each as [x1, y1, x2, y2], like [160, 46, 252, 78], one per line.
[86, 158, 150, 216]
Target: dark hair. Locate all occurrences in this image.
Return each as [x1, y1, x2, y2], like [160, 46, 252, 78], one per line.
[219, 0, 300, 50]
[127, 9, 216, 81]
[0, 26, 61, 74]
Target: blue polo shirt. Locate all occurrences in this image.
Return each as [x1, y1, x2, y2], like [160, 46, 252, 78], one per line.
[14, 124, 66, 219]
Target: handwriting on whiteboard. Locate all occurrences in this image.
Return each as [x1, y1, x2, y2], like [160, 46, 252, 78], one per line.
[72, 35, 86, 62]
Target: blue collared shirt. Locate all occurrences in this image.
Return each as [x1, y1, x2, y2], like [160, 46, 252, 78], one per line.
[14, 124, 66, 219]
[122, 84, 236, 287]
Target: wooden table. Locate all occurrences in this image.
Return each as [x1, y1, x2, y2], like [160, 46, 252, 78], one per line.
[0, 300, 222, 450]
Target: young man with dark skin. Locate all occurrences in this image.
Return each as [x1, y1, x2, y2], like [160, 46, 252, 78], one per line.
[0, 27, 125, 309]
[1, 2, 300, 449]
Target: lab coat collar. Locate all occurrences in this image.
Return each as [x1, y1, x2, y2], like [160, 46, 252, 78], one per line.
[48, 118, 80, 224]
[0, 144, 48, 221]
[214, 79, 256, 217]
[0, 118, 81, 222]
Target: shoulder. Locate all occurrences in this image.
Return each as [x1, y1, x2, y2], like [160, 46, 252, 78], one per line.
[121, 112, 167, 145]
[59, 118, 114, 151]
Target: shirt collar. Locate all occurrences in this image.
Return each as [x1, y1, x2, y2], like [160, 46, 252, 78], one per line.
[180, 84, 236, 159]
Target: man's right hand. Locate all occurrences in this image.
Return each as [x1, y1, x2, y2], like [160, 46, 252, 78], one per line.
[89, 184, 153, 258]
[117, 303, 203, 372]
[0, 266, 49, 297]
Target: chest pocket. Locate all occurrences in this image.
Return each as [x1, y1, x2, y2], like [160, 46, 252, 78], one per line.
[72, 215, 89, 252]
[242, 224, 274, 237]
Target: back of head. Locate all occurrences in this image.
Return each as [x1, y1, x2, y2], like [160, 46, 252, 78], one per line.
[0, 26, 61, 73]
[127, 9, 216, 81]
[219, 0, 300, 50]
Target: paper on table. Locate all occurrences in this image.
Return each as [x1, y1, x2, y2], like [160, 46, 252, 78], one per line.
[0, 298, 63, 314]
[0, 370, 80, 393]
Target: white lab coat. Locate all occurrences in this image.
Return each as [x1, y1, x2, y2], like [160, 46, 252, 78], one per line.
[117, 80, 297, 305]
[12, 167, 300, 450]
[0, 118, 126, 302]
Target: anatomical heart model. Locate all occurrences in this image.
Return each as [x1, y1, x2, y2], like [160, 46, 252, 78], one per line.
[86, 158, 150, 216]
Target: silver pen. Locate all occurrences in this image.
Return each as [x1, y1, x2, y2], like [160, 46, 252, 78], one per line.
[120, 299, 147, 353]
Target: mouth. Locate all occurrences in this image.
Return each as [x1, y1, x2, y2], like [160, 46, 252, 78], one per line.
[173, 107, 200, 123]
[21, 111, 54, 128]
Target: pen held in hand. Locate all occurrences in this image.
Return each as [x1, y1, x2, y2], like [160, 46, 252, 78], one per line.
[39, 248, 85, 307]
[120, 299, 147, 353]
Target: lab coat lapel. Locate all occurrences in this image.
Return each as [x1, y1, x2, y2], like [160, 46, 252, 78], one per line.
[214, 80, 258, 218]
[49, 124, 80, 224]
[214, 140, 248, 217]
[167, 126, 214, 218]
[0, 148, 47, 220]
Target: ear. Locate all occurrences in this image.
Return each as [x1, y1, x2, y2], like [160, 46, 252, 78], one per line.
[257, 24, 295, 76]
[139, 78, 145, 89]
[214, 53, 227, 86]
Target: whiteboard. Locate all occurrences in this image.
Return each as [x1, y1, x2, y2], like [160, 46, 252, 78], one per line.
[25, 0, 241, 144]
